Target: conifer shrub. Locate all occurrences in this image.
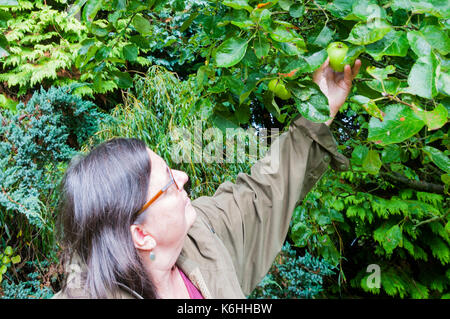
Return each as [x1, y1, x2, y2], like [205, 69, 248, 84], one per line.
[0, 85, 103, 292]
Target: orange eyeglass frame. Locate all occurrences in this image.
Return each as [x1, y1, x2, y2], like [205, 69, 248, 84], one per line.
[135, 167, 180, 217]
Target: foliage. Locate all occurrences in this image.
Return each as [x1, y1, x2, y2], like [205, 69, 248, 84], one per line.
[0, 0, 87, 98]
[1, 0, 449, 299]
[0, 84, 103, 292]
[1, 261, 56, 299]
[87, 65, 256, 198]
[250, 242, 335, 299]
[0, 245, 21, 283]
[62, 0, 210, 96]
[290, 168, 449, 298]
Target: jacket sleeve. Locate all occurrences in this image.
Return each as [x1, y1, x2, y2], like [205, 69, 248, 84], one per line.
[191, 115, 349, 295]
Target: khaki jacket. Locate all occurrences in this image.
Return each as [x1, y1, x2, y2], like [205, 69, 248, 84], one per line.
[53, 116, 349, 299]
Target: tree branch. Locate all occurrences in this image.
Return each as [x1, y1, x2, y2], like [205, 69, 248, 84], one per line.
[380, 171, 445, 194]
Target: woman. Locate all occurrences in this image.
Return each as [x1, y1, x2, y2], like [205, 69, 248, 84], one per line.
[54, 58, 361, 299]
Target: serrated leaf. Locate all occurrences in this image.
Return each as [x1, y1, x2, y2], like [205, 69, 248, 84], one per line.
[346, 18, 392, 45]
[368, 104, 425, 145]
[214, 37, 248, 68]
[423, 146, 450, 173]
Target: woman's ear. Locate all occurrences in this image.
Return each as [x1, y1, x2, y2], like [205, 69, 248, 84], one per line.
[130, 224, 156, 251]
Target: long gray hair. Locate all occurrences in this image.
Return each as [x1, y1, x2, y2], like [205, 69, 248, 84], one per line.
[57, 138, 157, 298]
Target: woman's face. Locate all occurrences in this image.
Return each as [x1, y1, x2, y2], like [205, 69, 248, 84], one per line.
[138, 148, 197, 251]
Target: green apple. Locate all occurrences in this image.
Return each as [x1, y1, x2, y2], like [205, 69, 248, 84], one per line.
[327, 42, 349, 72]
[268, 79, 292, 100]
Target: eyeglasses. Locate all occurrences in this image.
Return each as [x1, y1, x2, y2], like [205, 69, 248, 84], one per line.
[135, 167, 180, 217]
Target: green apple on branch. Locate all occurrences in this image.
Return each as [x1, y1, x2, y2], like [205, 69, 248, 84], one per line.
[268, 79, 292, 100]
[327, 42, 349, 72]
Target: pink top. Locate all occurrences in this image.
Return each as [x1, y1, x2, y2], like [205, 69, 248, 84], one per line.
[178, 268, 204, 299]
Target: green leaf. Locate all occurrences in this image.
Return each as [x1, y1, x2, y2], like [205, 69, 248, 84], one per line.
[368, 104, 425, 145]
[351, 145, 369, 166]
[346, 18, 392, 45]
[4, 246, 12, 256]
[222, 0, 253, 12]
[291, 221, 312, 247]
[366, 78, 405, 96]
[349, 0, 387, 21]
[313, 25, 335, 48]
[90, 23, 109, 38]
[253, 35, 270, 59]
[123, 44, 138, 62]
[213, 37, 248, 68]
[82, 0, 103, 21]
[111, 70, 133, 89]
[0, 265, 6, 275]
[132, 14, 152, 36]
[414, 104, 448, 131]
[290, 80, 331, 123]
[423, 146, 450, 173]
[326, 0, 354, 19]
[366, 30, 409, 61]
[279, 0, 293, 11]
[366, 65, 396, 81]
[406, 53, 438, 99]
[351, 95, 384, 120]
[180, 12, 199, 32]
[381, 145, 402, 164]
[11, 255, 20, 264]
[392, 0, 450, 19]
[270, 26, 295, 43]
[408, 26, 450, 56]
[289, 3, 305, 18]
[362, 150, 382, 175]
[95, 46, 111, 61]
[68, 0, 88, 16]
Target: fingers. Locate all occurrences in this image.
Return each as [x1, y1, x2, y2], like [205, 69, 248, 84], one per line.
[351, 59, 361, 79]
[342, 59, 361, 86]
[343, 64, 353, 87]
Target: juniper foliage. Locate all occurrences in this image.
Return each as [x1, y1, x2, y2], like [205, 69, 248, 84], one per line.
[0, 85, 103, 259]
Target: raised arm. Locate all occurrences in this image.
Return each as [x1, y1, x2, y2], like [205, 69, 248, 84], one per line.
[192, 59, 360, 295]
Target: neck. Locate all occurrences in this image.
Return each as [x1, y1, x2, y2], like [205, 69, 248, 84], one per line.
[142, 243, 188, 298]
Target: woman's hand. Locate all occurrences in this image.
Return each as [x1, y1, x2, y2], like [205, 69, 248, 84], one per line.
[313, 58, 361, 126]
